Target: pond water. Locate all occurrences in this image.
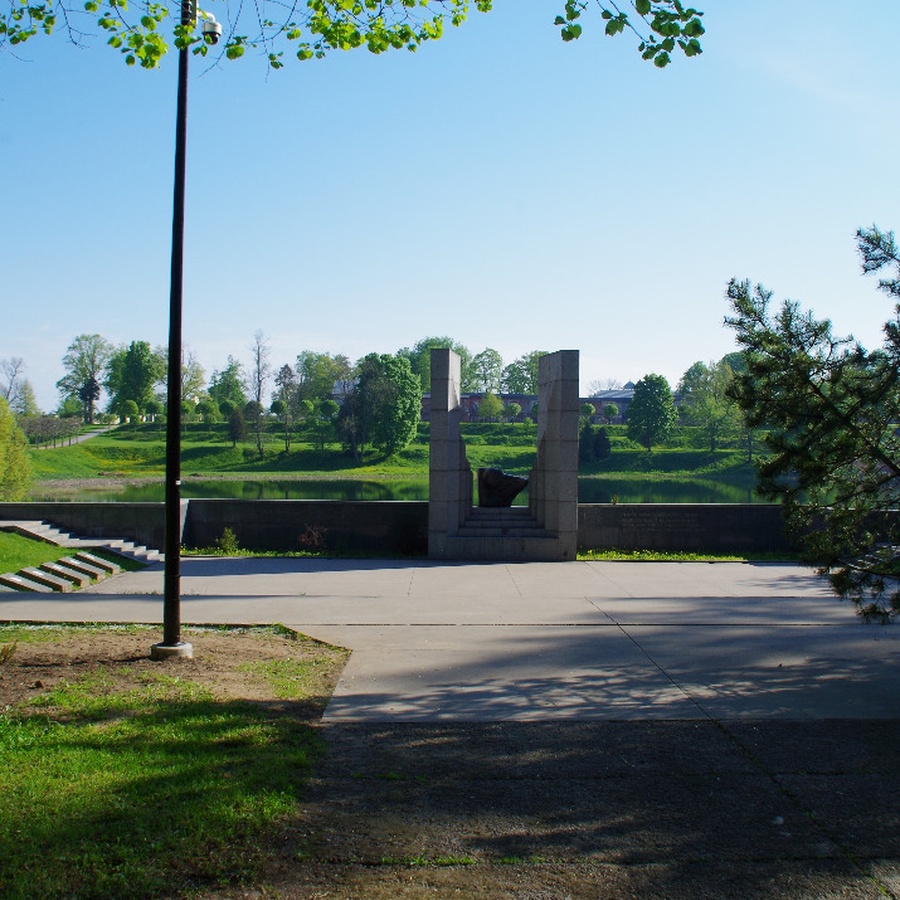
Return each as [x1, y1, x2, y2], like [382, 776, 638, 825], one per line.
[28, 476, 762, 504]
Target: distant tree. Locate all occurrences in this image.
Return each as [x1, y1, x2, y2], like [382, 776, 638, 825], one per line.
[295, 351, 352, 403]
[228, 406, 248, 448]
[0, 357, 26, 410]
[208, 357, 248, 412]
[602, 402, 619, 423]
[244, 400, 264, 451]
[196, 397, 221, 423]
[57, 396, 83, 419]
[0, 397, 31, 500]
[273, 363, 297, 451]
[181, 350, 206, 407]
[627, 374, 677, 451]
[57, 334, 113, 423]
[249, 330, 272, 458]
[469, 348, 504, 394]
[505, 401, 522, 421]
[588, 377, 623, 394]
[579, 421, 612, 465]
[501, 351, 547, 395]
[477, 392, 503, 421]
[314, 398, 339, 450]
[105, 341, 166, 417]
[398, 337, 471, 394]
[677, 359, 742, 451]
[342, 353, 420, 456]
[580, 402, 596, 420]
[725, 225, 900, 618]
[121, 399, 140, 423]
[11, 380, 41, 417]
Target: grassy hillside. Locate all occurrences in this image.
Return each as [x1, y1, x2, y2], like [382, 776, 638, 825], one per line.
[28, 422, 759, 493]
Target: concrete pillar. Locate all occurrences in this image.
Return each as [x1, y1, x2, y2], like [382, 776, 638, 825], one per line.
[530, 350, 579, 559]
[428, 349, 472, 558]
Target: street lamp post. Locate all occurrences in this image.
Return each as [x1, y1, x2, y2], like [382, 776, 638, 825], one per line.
[151, 1, 218, 660]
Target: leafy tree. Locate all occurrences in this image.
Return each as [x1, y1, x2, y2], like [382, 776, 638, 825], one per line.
[626, 373, 677, 451]
[208, 356, 247, 412]
[501, 351, 547, 395]
[468, 348, 503, 394]
[478, 392, 504, 422]
[677, 358, 742, 451]
[505, 401, 522, 421]
[105, 341, 166, 416]
[121, 399, 140, 422]
[398, 337, 471, 395]
[228, 405, 248, 447]
[725, 225, 900, 619]
[602, 401, 619, 424]
[272, 363, 297, 451]
[0, 0, 702, 73]
[0, 397, 31, 500]
[295, 351, 351, 403]
[342, 353, 420, 456]
[56, 334, 113, 423]
[314, 398, 339, 450]
[181, 350, 206, 406]
[196, 397, 221, 423]
[9, 380, 41, 417]
[579, 421, 611, 465]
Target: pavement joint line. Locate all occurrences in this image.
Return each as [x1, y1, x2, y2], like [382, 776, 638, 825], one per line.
[710, 718, 900, 900]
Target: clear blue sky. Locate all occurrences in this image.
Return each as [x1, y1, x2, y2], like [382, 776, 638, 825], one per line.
[2, 1, 899, 411]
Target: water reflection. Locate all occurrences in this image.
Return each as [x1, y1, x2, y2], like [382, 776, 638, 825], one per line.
[29, 477, 762, 504]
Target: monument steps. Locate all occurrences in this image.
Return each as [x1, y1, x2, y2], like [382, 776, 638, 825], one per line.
[438, 506, 565, 561]
[0, 520, 159, 592]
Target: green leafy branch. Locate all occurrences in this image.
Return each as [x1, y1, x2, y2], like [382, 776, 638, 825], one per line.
[2, 0, 704, 69]
[555, 0, 704, 67]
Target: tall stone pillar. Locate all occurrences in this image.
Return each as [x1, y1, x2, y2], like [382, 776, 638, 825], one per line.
[529, 350, 579, 560]
[428, 349, 472, 559]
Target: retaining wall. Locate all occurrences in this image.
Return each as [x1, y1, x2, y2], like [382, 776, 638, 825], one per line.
[1, 500, 793, 557]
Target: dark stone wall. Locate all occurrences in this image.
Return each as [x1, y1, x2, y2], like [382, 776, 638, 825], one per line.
[578, 503, 794, 555]
[0, 502, 170, 550]
[1, 501, 793, 557]
[185, 500, 430, 557]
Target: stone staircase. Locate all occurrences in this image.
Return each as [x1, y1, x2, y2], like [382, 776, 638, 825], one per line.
[0, 520, 161, 593]
[442, 506, 563, 561]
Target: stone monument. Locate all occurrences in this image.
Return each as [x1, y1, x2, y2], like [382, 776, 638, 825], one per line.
[428, 348, 579, 561]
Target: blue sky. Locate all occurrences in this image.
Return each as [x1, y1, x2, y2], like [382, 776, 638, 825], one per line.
[2, 1, 899, 411]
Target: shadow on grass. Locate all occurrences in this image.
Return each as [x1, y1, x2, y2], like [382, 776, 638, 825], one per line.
[0, 694, 327, 899]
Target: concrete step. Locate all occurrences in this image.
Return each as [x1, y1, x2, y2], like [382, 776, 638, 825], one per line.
[40, 561, 93, 589]
[74, 551, 120, 575]
[0, 520, 160, 593]
[55, 557, 108, 581]
[19, 567, 73, 592]
[0, 572, 53, 592]
[103, 540, 163, 564]
[461, 507, 553, 539]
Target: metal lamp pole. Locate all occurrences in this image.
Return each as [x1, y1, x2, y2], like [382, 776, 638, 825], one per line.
[151, 0, 202, 660]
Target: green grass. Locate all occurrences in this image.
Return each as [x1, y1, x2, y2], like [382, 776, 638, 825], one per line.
[0, 625, 336, 899]
[0, 531, 75, 571]
[578, 549, 795, 562]
[29, 423, 757, 485]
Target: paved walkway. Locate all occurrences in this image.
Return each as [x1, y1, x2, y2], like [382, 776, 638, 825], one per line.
[2, 557, 898, 722]
[5, 557, 900, 896]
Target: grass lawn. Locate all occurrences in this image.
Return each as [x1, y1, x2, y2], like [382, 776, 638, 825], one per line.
[0, 624, 348, 899]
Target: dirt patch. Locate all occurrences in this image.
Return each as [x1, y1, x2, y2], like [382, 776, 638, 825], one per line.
[0, 625, 345, 717]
